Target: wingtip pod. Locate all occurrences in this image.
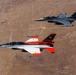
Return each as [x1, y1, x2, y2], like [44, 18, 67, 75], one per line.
[50, 33, 56, 36]
[27, 35, 38, 38]
[33, 53, 41, 56]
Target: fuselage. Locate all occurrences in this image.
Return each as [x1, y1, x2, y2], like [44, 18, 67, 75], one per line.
[48, 17, 76, 22]
[0, 41, 54, 50]
[36, 16, 76, 22]
[0, 34, 56, 56]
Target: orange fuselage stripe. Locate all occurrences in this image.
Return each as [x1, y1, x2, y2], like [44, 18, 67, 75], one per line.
[24, 41, 54, 45]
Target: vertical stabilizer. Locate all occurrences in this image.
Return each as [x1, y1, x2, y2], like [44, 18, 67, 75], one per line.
[71, 12, 76, 19]
[43, 34, 56, 41]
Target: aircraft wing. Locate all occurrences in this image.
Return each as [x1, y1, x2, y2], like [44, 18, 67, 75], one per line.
[56, 20, 72, 26]
[23, 47, 41, 56]
[26, 36, 38, 42]
[57, 13, 67, 18]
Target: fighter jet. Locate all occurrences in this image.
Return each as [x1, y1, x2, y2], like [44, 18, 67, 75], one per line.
[0, 34, 56, 56]
[36, 12, 76, 26]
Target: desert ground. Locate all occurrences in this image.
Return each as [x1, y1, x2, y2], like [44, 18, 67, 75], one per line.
[0, 0, 76, 75]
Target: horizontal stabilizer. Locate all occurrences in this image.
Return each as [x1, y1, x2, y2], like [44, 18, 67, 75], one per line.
[33, 53, 41, 56]
[46, 48, 55, 53]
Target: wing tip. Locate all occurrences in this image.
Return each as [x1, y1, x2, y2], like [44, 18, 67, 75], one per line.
[33, 36, 38, 38]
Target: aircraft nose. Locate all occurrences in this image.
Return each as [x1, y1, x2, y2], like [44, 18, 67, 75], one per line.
[0, 44, 2, 46]
[0, 44, 3, 47]
[0, 44, 6, 48]
[36, 18, 45, 21]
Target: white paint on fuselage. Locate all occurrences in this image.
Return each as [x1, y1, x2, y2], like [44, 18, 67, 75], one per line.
[17, 45, 51, 49]
[0, 44, 53, 50]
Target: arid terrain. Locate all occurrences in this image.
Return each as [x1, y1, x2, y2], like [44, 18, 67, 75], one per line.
[0, 0, 76, 75]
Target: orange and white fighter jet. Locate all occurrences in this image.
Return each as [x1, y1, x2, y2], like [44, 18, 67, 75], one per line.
[0, 34, 56, 56]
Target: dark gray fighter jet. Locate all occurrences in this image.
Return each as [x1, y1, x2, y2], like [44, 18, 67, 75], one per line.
[36, 12, 76, 26]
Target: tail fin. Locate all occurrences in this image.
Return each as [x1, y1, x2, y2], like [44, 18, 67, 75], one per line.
[43, 34, 56, 41]
[71, 12, 76, 19]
